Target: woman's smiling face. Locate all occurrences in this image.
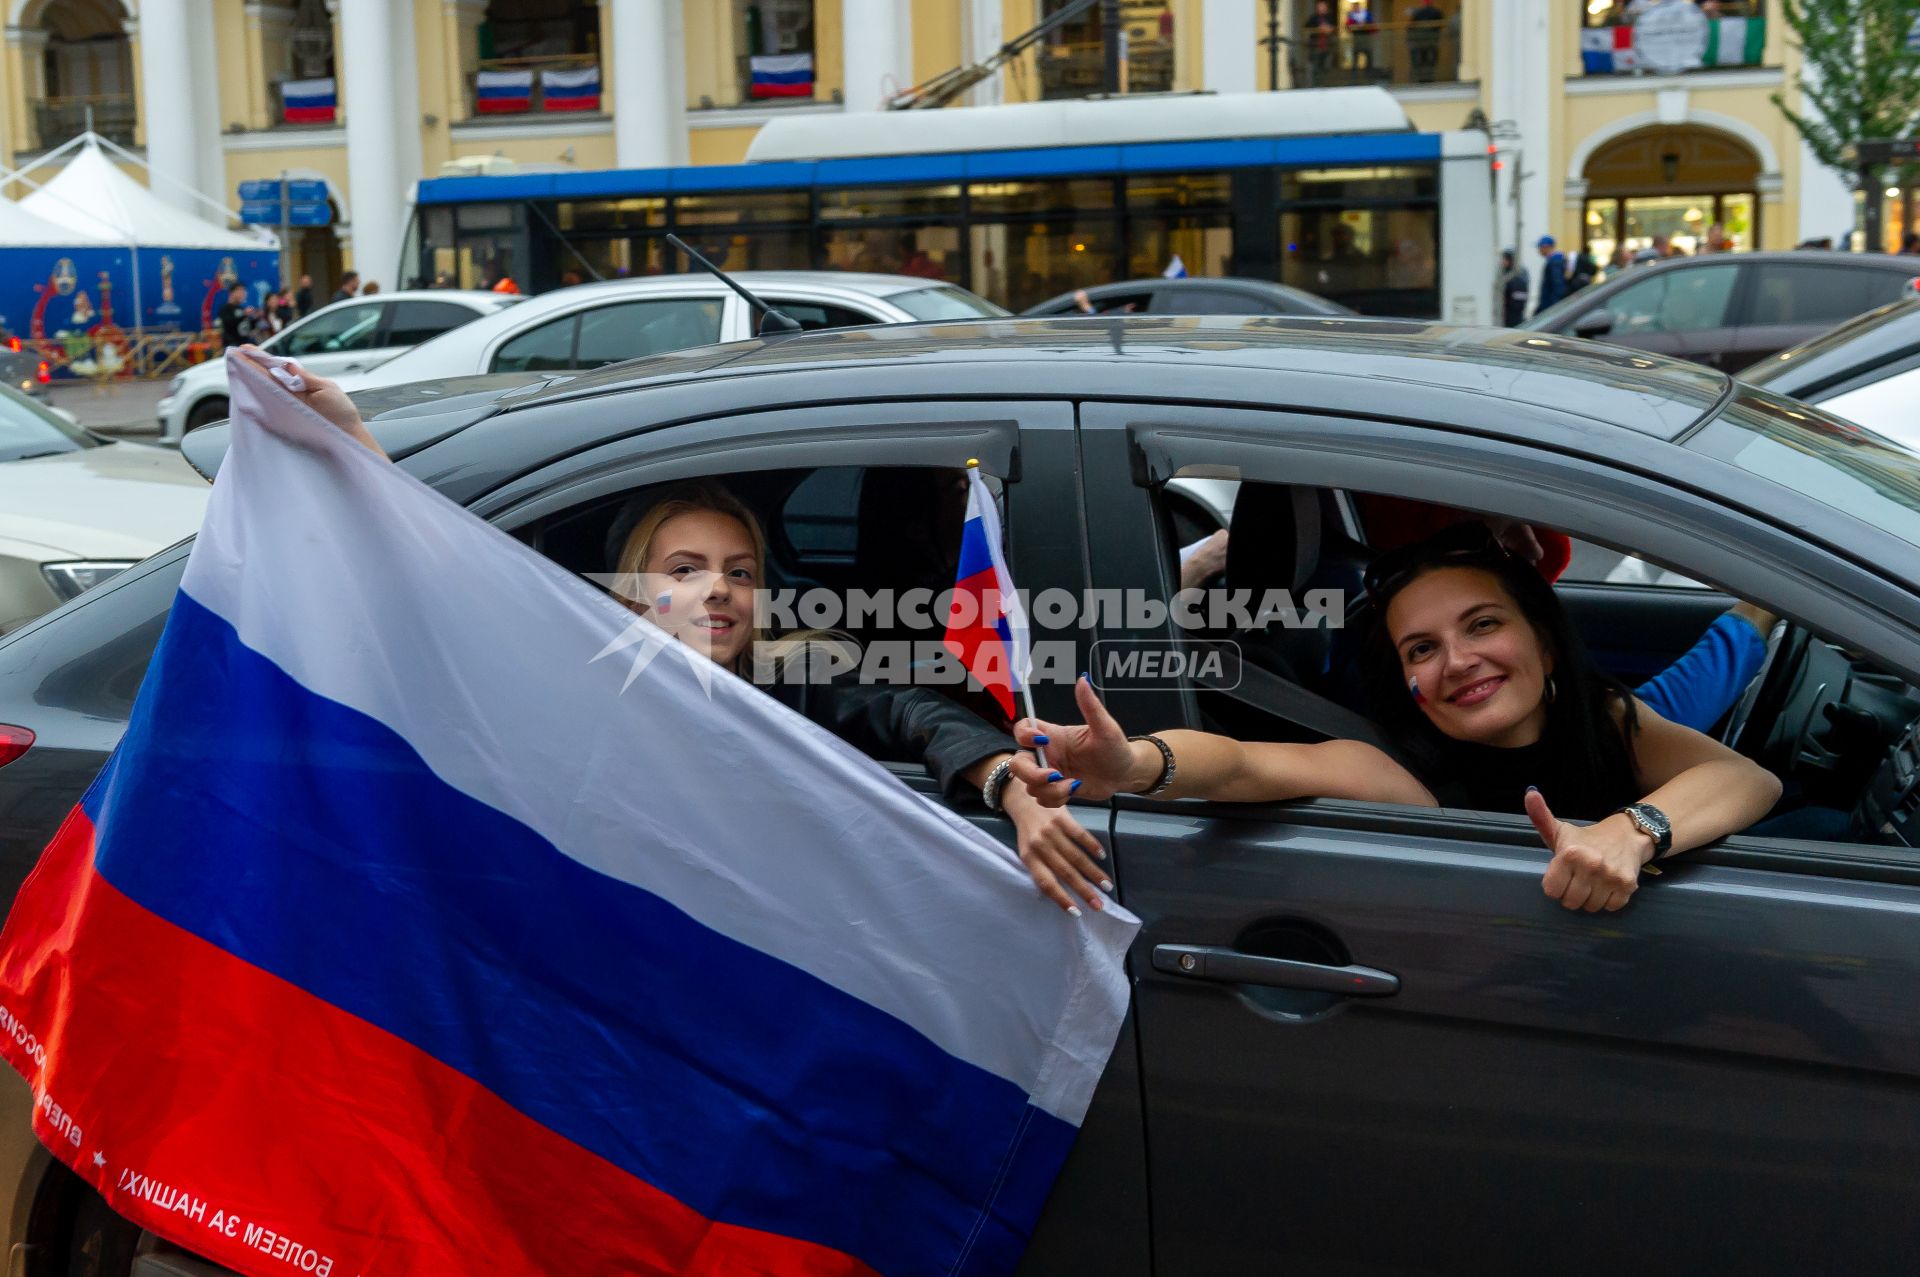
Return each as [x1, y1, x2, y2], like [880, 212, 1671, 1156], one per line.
[639, 509, 759, 671]
[1385, 565, 1554, 748]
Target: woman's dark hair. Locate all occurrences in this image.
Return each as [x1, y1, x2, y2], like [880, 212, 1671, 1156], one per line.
[1358, 526, 1640, 816]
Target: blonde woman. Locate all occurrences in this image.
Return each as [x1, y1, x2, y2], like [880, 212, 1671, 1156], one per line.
[281, 359, 1112, 915]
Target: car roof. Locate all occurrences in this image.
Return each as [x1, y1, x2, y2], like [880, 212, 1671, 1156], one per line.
[506, 315, 1729, 442]
[1024, 277, 1351, 316]
[316, 289, 508, 306]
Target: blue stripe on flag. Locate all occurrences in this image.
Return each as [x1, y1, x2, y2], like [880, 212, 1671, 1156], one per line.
[956, 516, 996, 583]
[751, 70, 814, 86]
[87, 591, 1074, 1277]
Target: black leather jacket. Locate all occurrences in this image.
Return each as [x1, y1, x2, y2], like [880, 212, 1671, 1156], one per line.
[766, 677, 1014, 804]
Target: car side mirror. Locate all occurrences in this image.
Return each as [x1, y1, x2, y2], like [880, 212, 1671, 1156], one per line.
[1573, 308, 1617, 339]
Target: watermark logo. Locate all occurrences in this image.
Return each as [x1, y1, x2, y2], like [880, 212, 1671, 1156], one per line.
[1088, 640, 1242, 692]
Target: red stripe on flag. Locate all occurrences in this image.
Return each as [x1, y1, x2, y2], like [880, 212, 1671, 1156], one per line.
[943, 566, 1016, 718]
[280, 106, 336, 123]
[541, 95, 601, 112]
[0, 807, 878, 1277]
[474, 97, 531, 113]
[750, 82, 815, 98]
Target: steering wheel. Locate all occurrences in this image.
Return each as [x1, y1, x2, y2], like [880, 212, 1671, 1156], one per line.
[1722, 619, 1810, 761]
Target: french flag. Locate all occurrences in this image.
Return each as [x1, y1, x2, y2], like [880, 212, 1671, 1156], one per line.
[475, 68, 533, 113]
[0, 353, 1136, 1277]
[280, 76, 336, 125]
[540, 64, 601, 112]
[750, 52, 815, 99]
[943, 465, 1032, 721]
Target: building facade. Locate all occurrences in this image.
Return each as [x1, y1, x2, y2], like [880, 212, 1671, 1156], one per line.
[0, 0, 1876, 297]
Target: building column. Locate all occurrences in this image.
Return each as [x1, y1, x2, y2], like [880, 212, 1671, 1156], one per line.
[966, 0, 1002, 105]
[187, 0, 226, 204]
[612, 0, 681, 168]
[1201, 0, 1255, 94]
[842, 0, 913, 111]
[5, 26, 47, 158]
[441, 0, 488, 126]
[340, 0, 423, 286]
[1489, 0, 1551, 280]
[134, 0, 211, 213]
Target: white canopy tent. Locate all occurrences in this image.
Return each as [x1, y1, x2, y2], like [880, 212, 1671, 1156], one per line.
[19, 138, 274, 253]
[0, 191, 95, 247]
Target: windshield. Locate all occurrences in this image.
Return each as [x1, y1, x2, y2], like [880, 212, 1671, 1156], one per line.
[1689, 389, 1920, 553]
[0, 382, 91, 460]
[888, 286, 1010, 322]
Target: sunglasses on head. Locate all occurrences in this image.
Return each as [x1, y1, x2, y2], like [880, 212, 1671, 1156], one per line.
[1362, 520, 1515, 602]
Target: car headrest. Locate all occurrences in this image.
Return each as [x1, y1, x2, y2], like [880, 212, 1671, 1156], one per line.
[1226, 483, 1322, 599]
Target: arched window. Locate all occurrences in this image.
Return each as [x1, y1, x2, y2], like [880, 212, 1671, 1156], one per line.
[32, 0, 134, 148]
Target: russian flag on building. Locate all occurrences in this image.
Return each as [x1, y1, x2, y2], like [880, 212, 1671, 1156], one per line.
[475, 67, 533, 113]
[750, 51, 815, 99]
[280, 76, 336, 124]
[943, 464, 1032, 721]
[540, 64, 601, 112]
[0, 352, 1136, 1277]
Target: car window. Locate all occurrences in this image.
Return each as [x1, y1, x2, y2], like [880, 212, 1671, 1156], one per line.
[760, 301, 878, 332]
[887, 286, 1008, 321]
[1602, 264, 1738, 334]
[384, 300, 484, 347]
[574, 299, 725, 367]
[1558, 537, 1708, 589]
[1820, 365, 1920, 452]
[0, 383, 89, 459]
[281, 304, 386, 356]
[781, 467, 863, 564]
[1083, 290, 1154, 315]
[1742, 264, 1915, 328]
[1156, 288, 1260, 315]
[491, 315, 579, 373]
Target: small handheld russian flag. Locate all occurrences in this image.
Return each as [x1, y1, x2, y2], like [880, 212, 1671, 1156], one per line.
[943, 462, 1034, 726]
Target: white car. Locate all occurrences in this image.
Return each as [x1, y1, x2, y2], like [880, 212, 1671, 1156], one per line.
[155, 289, 517, 440]
[1744, 297, 1920, 451]
[0, 385, 207, 632]
[330, 273, 1008, 393]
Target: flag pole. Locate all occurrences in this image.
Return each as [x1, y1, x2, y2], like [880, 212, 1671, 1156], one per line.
[966, 458, 1048, 770]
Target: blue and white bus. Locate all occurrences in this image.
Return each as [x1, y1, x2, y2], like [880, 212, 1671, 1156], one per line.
[406, 87, 1495, 322]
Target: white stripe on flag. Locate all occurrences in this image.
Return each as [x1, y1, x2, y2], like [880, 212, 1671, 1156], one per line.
[188, 352, 1136, 1125]
[282, 77, 336, 99]
[750, 52, 814, 75]
[541, 66, 601, 91]
[477, 69, 534, 90]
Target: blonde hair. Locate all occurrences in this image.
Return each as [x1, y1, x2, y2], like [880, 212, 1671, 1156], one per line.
[613, 481, 772, 666]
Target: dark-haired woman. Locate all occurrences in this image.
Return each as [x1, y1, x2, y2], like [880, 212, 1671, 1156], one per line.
[1012, 524, 1781, 913]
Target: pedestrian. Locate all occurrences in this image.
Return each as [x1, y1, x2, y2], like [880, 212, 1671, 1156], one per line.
[1407, 2, 1445, 82]
[295, 273, 314, 317]
[1498, 248, 1529, 326]
[1533, 235, 1571, 316]
[1568, 245, 1598, 292]
[331, 271, 360, 304]
[1304, 0, 1338, 79]
[272, 285, 296, 331]
[1900, 232, 1920, 256]
[361, 281, 380, 296]
[216, 283, 254, 350]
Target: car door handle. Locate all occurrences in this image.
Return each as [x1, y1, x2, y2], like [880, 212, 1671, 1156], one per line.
[1151, 944, 1399, 997]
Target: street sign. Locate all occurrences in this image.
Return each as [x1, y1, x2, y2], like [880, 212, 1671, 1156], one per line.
[285, 201, 332, 226]
[237, 178, 281, 202]
[239, 200, 284, 225]
[236, 178, 331, 222]
[1856, 138, 1920, 164]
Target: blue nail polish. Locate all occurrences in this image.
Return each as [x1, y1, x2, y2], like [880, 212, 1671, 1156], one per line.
[1069, 779, 1083, 794]
[1047, 771, 1063, 782]
[1034, 734, 1050, 745]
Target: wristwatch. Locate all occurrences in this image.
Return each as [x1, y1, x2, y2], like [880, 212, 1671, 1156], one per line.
[1617, 803, 1673, 858]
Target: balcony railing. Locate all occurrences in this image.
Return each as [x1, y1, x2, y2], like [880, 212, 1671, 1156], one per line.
[1038, 39, 1176, 98]
[469, 54, 603, 120]
[1290, 20, 1460, 89]
[34, 94, 136, 150]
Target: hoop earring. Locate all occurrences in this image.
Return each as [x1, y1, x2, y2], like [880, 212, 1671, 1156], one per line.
[1544, 675, 1557, 705]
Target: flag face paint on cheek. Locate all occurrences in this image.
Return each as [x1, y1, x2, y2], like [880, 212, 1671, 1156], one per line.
[1409, 677, 1427, 705]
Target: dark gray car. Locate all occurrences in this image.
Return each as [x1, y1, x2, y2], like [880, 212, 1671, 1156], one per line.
[3, 318, 1920, 1275]
[1524, 250, 1920, 368]
[1022, 276, 1351, 318]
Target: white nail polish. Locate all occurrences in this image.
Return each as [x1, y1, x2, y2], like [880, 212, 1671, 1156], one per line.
[1067, 905, 1084, 917]
[1099, 879, 1114, 892]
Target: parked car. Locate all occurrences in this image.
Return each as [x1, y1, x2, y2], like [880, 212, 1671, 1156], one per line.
[1741, 296, 1920, 450]
[0, 383, 206, 634]
[1021, 277, 1352, 318]
[154, 290, 517, 440]
[0, 326, 50, 403]
[328, 272, 1008, 393]
[5, 318, 1920, 1275]
[1523, 249, 1920, 368]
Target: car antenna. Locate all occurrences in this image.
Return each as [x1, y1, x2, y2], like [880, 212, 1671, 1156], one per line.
[665, 234, 802, 335]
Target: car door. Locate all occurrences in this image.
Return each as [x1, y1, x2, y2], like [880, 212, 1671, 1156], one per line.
[1078, 400, 1920, 1275]
[1562, 262, 1742, 366]
[1731, 262, 1918, 367]
[271, 300, 390, 376]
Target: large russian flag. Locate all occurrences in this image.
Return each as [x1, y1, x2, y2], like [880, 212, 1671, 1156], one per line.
[0, 352, 1136, 1277]
[942, 466, 1032, 721]
[280, 76, 336, 124]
